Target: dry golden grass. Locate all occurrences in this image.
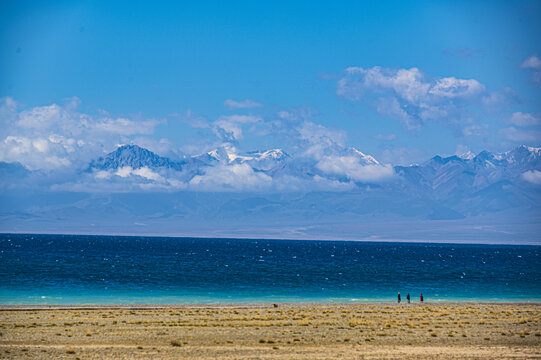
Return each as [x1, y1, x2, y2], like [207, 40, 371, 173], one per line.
[0, 303, 539, 359]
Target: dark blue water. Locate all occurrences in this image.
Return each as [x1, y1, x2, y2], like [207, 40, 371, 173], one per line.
[0, 234, 539, 304]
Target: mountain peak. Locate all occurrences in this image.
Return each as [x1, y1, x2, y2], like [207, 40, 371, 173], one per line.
[247, 148, 289, 160]
[90, 144, 181, 171]
[457, 151, 475, 160]
[426, 154, 463, 166]
[349, 148, 380, 164]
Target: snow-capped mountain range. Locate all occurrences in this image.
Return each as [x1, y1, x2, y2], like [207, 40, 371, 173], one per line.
[86, 144, 541, 190]
[90, 144, 290, 171]
[1, 144, 540, 243]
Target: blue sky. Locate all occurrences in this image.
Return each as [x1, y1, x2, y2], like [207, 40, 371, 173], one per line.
[1, 0, 540, 166]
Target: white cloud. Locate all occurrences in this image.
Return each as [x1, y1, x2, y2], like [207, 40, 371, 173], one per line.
[95, 170, 112, 179]
[520, 55, 541, 85]
[17, 104, 68, 129]
[111, 166, 165, 182]
[277, 107, 312, 123]
[93, 117, 160, 135]
[481, 87, 519, 110]
[1, 97, 399, 191]
[189, 163, 272, 191]
[0, 97, 18, 129]
[295, 121, 348, 161]
[522, 170, 541, 185]
[298, 121, 346, 148]
[509, 112, 541, 127]
[316, 155, 394, 182]
[1, 135, 73, 169]
[428, 77, 485, 98]
[337, 66, 486, 129]
[213, 114, 262, 141]
[115, 166, 133, 177]
[32, 138, 50, 153]
[0, 97, 163, 170]
[499, 127, 541, 142]
[224, 99, 263, 109]
[520, 55, 541, 69]
[132, 167, 163, 181]
[462, 124, 488, 137]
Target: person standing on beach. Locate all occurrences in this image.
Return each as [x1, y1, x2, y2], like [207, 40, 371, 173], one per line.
[407, 293, 410, 303]
[420, 293, 423, 302]
[398, 292, 401, 303]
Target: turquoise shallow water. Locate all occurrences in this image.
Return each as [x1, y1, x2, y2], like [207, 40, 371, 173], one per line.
[0, 234, 540, 305]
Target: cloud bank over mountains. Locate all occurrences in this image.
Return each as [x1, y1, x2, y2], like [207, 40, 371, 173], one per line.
[1, 60, 540, 242]
[1, 61, 539, 175]
[0, 94, 398, 191]
[0, 97, 162, 170]
[1, 142, 539, 243]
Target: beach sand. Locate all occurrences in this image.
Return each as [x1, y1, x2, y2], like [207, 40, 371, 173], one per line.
[0, 303, 540, 359]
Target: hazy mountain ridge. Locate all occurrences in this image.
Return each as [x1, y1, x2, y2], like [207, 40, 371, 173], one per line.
[1, 144, 540, 242]
[3, 144, 540, 198]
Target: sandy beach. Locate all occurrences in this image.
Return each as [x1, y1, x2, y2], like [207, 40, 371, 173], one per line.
[0, 303, 539, 359]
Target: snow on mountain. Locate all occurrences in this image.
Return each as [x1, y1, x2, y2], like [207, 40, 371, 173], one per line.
[393, 146, 541, 216]
[87, 144, 541, 194]
[348, 148, 380, 165]
[194, 146, 288, 163]
[2, 145, 540, 242]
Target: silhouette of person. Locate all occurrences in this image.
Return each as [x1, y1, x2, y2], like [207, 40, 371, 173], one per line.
[407, 293, 410, 303]
[420, 293, 424, 302]
[398, 292, 401, 303]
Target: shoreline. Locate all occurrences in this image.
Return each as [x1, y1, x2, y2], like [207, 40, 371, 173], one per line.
[3, 232, 541, 246]
[1, 301, 541, 311]
[0, 302, 539, 359]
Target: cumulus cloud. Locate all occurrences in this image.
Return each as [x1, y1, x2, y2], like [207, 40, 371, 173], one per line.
[93, 117, 159, 135]
[337, 66, 486, 129]
[298, 121, 346, 150]
[0, 97, 163, 170]
[223, 99, 263, 109]
[499, 127, 541, 142]
[509, 112, 541, 127]
[500, 111, 541, 143]
[81, 164, 189, 192]
[316, 155, 394, 182]
[115, 166, 164, 181]
[429, 77, 485, 98]
[522, 170, 541, 185]
[213, 114, 262, 141]
[521, 55, 541, 85]
[173, 103, 396, 189]
[482, 87, 520, 111]
[521, 55, 541, 69]
[2, 96, 399, 191]
[189, 163, 272, 191]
